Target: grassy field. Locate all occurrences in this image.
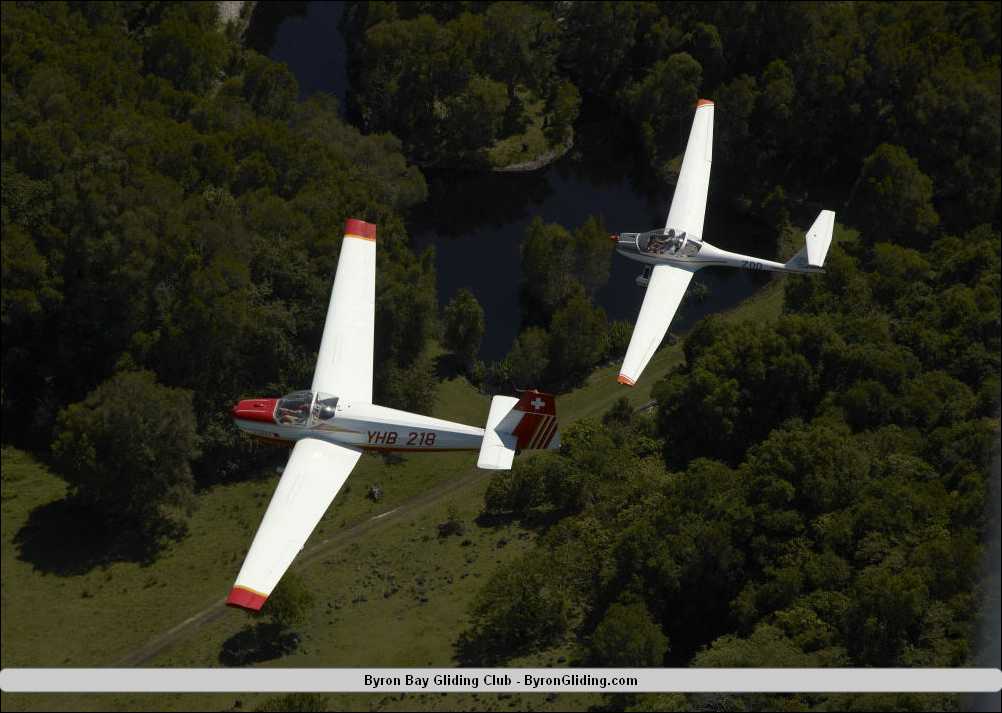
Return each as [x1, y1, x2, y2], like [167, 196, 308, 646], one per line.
[2, 279, 785, 712]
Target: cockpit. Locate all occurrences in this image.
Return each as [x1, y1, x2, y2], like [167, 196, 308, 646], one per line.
[638, 228, 701, 257]
[275, 391, 339, 427]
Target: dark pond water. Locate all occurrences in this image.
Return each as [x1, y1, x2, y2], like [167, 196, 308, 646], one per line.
[249, 1, 776, 360]
[247, 1, 349, 103]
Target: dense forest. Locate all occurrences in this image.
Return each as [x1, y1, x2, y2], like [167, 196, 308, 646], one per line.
[2, 2, 1000, 710]
[411, 2, 998, 710]
[343, 1, 999, 231]
[343, 1, 581, 167]
[2, 1, 440, 511]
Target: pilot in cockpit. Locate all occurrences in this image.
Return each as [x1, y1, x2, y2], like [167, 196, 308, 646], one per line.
[278, 406, 303, 424]
[665, 229, 684, 255]
[278, 401, 310, 425]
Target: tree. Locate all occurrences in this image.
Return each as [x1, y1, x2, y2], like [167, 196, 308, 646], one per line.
[591, 600, 669, 667]
[52, 370, 199, 531]
[242, 52, 299, 120]
[520, 218, 580, 320]
[483, 459, 546, 516]
[754, 59, 796, 150]
[259, 571, 316, 632]
[845, 565, 929, 666]
[560, 1, 645, 95]
[443, 75, 510, 154]
[712, 73, 759, 183]
[458, 555, 569, 663]
[548, 284, 609, 384]
[442, 288, 485, 368]
[849, 143, 939, 245]
[520, 216, 613, 323]
[690, 22, 725, 89]
[901, 371, 976, 429]
[143, 6, 228, 94]
[482, 2, 558, 102]
[603, 397, 635, 427]
[572, 216, 614, 295]
[866, 243, 931, 307]
[621, 52, 703, 181]
[380, 353, 438, 414]
[607, 320, 634, 359]
[544, 80, 581, 145]
[0, 223, 58, 325]
[507, 326, 550, 387]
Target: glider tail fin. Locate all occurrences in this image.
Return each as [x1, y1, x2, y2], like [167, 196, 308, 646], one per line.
[477, 390, 560, 471]
[786, 210, 835, 270]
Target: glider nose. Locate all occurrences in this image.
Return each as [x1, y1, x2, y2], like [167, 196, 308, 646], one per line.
[232, 398, 278, 423]
[609, 233, 620, 243]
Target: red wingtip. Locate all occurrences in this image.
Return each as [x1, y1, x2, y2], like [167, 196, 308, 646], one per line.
[696, 98, 714, 108]
[226, 586, 268, 612]
[344, 218, 377, 241]
[617, 374, 635, 386]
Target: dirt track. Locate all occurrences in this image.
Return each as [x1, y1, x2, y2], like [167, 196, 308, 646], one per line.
[114, 468, 491, 666]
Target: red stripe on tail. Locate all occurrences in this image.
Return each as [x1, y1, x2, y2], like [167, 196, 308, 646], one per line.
[511, 390, 557, 449]
[512, 412, 545, 450]
[538, 417, 559, 449]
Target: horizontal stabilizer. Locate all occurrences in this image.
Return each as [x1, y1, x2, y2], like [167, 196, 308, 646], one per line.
[478, 396, 519, 470]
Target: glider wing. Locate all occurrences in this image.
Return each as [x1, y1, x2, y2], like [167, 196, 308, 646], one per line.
[665, 100, 714, 240]
[618, 263, 695, 387]
[227, 437, 361, 611]
[311, 218, 377, 402]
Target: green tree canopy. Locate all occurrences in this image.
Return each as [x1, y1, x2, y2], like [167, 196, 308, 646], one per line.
[242, 52, 299, 120]
[547, 284, 610, 385]
[591, 599, 669, 667]
[520, 216, 614, 323]
[459, 554, 570, 663]
[506, 326, 550, 388]
[52, 370, 199, 531]
[621, 52, 703, 181]
[849, 143, 940, 245]
[442, 288, 485, 368]
[259, 571, 316, 632]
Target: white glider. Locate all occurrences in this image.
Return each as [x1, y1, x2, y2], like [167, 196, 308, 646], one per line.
[611, 99, 835, 387]
[227, 219, 560, 611]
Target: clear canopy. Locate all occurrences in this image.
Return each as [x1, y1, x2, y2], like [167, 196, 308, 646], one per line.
[276, 391, 313, 426]
[274, 391, 340, 427]
[313, 393, 339, 421]
[639, 228, 699, 257]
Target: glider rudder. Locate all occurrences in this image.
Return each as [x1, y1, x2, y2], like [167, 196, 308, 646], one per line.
[477, 390, 561, 469]
[785, 210, 835, 270]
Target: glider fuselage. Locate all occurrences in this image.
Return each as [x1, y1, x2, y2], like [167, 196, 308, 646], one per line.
[613, 231, 822, 275]
[232, 396, 486, 452]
